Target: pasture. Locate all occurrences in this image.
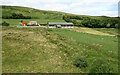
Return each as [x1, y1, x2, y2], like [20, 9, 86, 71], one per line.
[2, 27, 118, 73]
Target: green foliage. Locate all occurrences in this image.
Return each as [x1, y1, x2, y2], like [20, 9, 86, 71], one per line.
[73, 56, 88, 68]
[20, 20, 23, 23]
[63, 15, 71, 22]
[89, 59, 115, 73]
[106, 23, 111, 28]
[63, 15, 119, 28]
[115, 24, 118, 28]
[2, 21, 10, 26]
[2, 13, 31, 19]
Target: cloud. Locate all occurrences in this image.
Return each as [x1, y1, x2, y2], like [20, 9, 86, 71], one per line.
[100, 11, 118, 17]
[0, 0, 119, 17]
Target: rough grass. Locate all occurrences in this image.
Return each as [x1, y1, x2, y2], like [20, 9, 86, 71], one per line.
[2, 27, 82, 73]
[69, 27, 116, 36]
[2, 27, 118, 73]
[52, 28, 118, 72]
[93, 28, 119, 36]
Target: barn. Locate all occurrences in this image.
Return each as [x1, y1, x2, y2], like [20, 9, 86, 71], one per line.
[28, 21, 38, 25]
[47, 22, 74, 28]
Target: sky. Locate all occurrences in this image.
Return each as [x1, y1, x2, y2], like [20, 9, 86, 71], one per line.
[0, 0, 120, 17]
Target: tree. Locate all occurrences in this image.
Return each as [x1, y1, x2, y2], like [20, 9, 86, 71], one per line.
[106, 23, 110, 28]
[2, 21, 10, 26]
[12, 13, 17, 19]
[63, 15, 71, 22]
[115, 24, 118, 28]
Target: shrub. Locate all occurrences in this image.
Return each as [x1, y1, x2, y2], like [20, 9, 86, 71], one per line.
[20, 20, 23, 23]
[73, 56, 88, 68]
[106, 23, 111, 28]
[89, 58, 115, 73]
[115, 24, 118, 28]
[2, 21, 10, 26]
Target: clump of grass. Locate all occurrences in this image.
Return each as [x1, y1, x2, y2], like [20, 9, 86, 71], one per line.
[89, 58, 115, 73]
[73, 56, 88, 68]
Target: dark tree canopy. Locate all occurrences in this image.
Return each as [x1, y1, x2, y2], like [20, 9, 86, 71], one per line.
[2, 13, 31, 19]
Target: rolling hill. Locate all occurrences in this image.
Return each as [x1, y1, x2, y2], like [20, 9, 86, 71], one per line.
[2, 6, 119, 27]
[2, 6, 67, 20]
[2, 6, 118, 20]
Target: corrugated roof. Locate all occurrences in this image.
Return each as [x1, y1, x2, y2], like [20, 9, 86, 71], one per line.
[48, 22, 74, 25]
[29, 21, 37, 23]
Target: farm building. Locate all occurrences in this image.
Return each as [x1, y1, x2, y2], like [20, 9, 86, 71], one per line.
[47, 22, 74, 28]
[28, 21, 38, 25]
[20, 23, 27, 26]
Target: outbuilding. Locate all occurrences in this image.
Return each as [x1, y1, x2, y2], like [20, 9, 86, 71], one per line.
[47, 22, 74, 28]
[28, 21, 38, 25]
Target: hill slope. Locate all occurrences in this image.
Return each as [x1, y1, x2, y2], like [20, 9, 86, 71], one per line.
[2, 27, 118, 73]
[2, 6, 118, 20]
[2, 6, 67, 20]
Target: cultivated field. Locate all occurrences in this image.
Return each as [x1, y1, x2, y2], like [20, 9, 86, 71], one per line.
[2, 27, 118, 73]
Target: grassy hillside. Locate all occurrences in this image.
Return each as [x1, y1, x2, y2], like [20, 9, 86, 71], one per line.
[2, 27, 118, 73]
[2, 6, 113, 20]
[2, 6, 119, 26]
[2, 6, 69, 25]
[2, 6, 66, 20]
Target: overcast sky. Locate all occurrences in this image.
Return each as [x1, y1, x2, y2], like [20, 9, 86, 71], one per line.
[0, 0, 119, 17]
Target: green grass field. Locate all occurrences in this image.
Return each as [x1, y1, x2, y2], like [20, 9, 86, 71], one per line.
[2, 27, 118, 73]
[2, 19, 66, 26]
[1, 5, 119, 73]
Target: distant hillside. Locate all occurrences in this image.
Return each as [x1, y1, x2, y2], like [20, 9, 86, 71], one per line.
[2, 5, 117, 20]
[2, 6, 68, 20]
[1, 6, 119, 28]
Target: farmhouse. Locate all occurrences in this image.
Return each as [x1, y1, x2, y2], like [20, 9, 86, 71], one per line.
[47, 22, 74, 28]
[28, 21, 38, 25]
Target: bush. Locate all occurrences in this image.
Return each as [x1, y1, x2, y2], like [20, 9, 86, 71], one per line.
[2, 21, 10, 26]
[73, 56, 88, 68]
[106, 23, 111, 28]
[20, 20, 23, 23]
[89, 59, 115, 73]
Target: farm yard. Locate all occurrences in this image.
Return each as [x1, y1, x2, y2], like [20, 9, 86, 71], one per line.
[2, 26, 118, 73]
[2, 19, 66, 26]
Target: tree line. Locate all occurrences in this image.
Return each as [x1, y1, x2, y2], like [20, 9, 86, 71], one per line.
[2, 13, 31, 19]
[63, 15, 119, 28]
